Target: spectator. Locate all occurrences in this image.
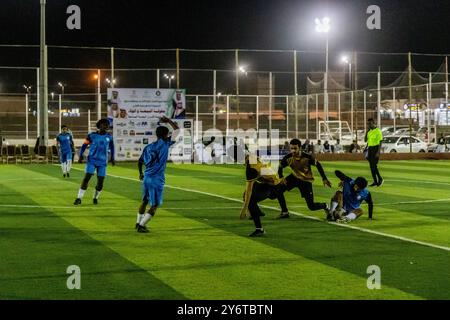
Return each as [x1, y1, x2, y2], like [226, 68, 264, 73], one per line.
[437, 133, 446, 153]
[314, 140, 323, 154]
[302, 139, 312, 154]
[334, 139, 344, 154]
[349, 140, 360, 154]
[323, 141, 332, 153]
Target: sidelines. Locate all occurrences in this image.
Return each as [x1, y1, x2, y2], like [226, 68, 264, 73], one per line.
[83, 169, 450, 253]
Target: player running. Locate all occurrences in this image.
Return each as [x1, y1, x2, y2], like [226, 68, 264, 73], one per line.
[136, 116, 179, 233]
[240, 154, 286, 237]
[56, 125, 75, 178]
[277, 139, 332, 219]
[74, 119, 115, 206]
[327, 170, 374, 223]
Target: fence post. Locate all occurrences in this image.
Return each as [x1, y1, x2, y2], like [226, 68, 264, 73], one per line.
[87, 109, 91, 134]
[213, 70, 217, 129]
[392, 88, 396, 132]
[25, 93, 29, 141]
[195, 95, 199, 142]
[156, 69, 160, 89]
[226, 95, 230, 137]
[315, 94, 319, 140]
[58, 94, 62, 132]
[286, 96, 289, 140]
[37, 67, 40, 137]
[306, 95, 309, 139]
[256, 95, 260, 133]
[111, 47, 115, 88]
[351, 91, 354, 137]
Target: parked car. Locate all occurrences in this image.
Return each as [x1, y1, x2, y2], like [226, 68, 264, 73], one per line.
[381, 126, 410, 137]
[381, 136, 428, 153]
[390, 127, 417, 137]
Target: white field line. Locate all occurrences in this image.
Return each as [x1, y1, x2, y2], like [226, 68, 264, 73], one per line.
[28, 165, 450, 252]
[101, 171, 450, 252]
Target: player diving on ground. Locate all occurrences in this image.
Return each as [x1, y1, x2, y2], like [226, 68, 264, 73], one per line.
[327, 170, 374, 223]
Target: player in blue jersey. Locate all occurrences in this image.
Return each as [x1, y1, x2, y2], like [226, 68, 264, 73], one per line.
[56, 125, 75, 178]
[135, 116, 179, 233]
[74, 119, 115, 206]
[327, 170, 374, 223]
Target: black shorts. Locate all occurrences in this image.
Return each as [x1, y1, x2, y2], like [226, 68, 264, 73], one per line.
[283, 174, 313, 199]
[251, 182, 279, 202]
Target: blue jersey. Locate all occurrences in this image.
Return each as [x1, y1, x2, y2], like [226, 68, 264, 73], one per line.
[56, 133, 73, 154]
[140, 138, 174, 183]
[81, 132, 115, 166]
[342, 179, 370, 212]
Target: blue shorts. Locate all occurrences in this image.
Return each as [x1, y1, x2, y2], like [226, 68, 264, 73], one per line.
[60, 152, 72, 163]
[142, 176, 164, 207]
[85, 162, 107, 177]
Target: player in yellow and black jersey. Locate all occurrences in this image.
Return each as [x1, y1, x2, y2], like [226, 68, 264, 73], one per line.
[277, 139, 332, 219]
[240, 154, 285, 237]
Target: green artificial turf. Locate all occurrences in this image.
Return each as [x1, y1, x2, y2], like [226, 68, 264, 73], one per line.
[0, 160, 449, 300]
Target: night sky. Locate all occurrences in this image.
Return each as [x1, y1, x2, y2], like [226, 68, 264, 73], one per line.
[0, 0, 449, 94]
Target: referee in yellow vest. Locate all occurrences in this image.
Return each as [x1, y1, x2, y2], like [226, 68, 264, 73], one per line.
[365, 119, 384, 187]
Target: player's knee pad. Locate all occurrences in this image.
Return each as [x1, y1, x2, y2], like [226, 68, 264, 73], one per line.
[96, 176, 105, 191]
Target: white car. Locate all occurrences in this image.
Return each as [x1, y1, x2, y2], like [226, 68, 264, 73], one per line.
[381, 136, 428, 153]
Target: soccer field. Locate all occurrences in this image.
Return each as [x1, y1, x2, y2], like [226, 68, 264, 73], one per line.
[0, 161, 449, 300]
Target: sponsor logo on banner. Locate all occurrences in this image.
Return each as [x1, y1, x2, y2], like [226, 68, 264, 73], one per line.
[184, 121, 192, 129]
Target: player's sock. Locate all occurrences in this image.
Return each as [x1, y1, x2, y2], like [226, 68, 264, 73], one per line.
[140, 213, 153, 226]
[137, 213, 144, 224]
[94, 190, 101, 200]
[67, 160, 72, 173]
[61, 162, 66, 174]
[345, 213, 357, 221]
[330, 201, 338, 213]
[77, 189, 86, 199]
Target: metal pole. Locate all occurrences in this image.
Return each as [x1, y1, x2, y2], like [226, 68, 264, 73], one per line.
[37, 68, 40, 137]
[226, 95, 230, 137]
[256, 96, 259, 133]
[364, 91, 367, 133]
[393, 88, 396, 132]
[286, 96, 289, 139]
[97, 69, 101, 120]
[294, 50, 299, 137]
[269, 72, 273, 133]
[351, 91, 354, 139]
[87, 109, 91, 133]
[445, 56, 448, 106]
[408, 52, 413, 153]
[176, 48, 180, 89]
[156, 69, 160, 89]
[377, 69, 381, 127]
[324, 35, 329, 121]
[316, 94, 319, 139]
[58, 94, 62, 131]
[428, 73, 432, 143]
[213, 70, 217, 129]
[195, 95, 199, 142]
[39, 0, 48, 145]
[235, 49, 240, 129]
[306, 95, 309, 139]
[25, 93, 29, 141]
[353, 51, 358, 90]
[338, 92, 341, 123]
[111, 47, 115, 88]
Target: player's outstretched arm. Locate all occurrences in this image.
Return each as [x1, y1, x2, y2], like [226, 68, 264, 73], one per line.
[316, 161, 332, 188]
[278, 154, 290, 178]
[160, 116, 180, 141]
[335, 170, 351, 182]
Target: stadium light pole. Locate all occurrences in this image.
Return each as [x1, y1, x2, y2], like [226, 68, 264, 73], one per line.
[341, 55, 352, 90]
[58, 82, 65, 97]
[23, 85, 32, 94]
[94, 71, 101, 120]
[39, 0, 48, 146]
[106, 78, 116, 87]
[315, 17, 330, 122]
